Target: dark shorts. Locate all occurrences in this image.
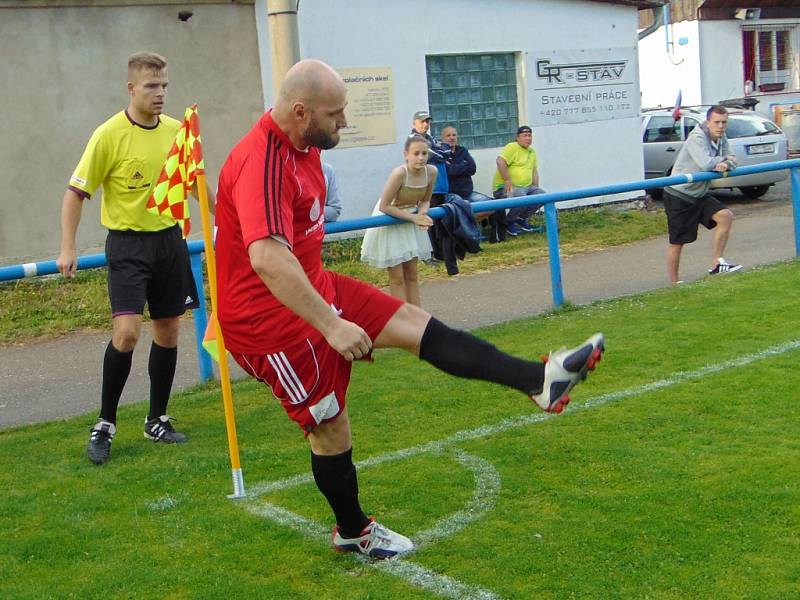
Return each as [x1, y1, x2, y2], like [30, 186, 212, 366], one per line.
[231, 272, 404, 435]
[663, 189, 727, 245]
[105, 224, 200, 319]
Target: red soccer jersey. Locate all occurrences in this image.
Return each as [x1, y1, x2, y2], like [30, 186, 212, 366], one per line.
[215, 111, 330, 353]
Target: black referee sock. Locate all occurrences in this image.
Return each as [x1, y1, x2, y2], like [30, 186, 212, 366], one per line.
[418, 317, 546, 396]
[99, 341, 133, 424]
[148, 342, 178, 420]
[311, 448, 369, 539]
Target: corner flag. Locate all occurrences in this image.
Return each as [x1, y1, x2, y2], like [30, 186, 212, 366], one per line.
[202, 311, 223, 363]
[147, 104, 205, 237]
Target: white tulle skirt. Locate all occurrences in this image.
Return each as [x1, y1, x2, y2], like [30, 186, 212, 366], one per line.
[360, 201, 433, 268]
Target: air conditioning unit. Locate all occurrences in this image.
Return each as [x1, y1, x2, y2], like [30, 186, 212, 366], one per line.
[734, 8, 761, 20]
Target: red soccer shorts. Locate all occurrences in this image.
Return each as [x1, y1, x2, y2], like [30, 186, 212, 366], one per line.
[231, 272, 403, 434]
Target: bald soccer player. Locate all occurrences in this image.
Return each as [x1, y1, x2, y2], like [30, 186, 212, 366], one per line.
[214, 59, 605, 559]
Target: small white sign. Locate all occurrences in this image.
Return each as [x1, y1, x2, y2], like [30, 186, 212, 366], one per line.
[529, 47, 640, 126]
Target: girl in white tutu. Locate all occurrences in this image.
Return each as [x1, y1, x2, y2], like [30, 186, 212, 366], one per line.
[360, 135, 436, 306]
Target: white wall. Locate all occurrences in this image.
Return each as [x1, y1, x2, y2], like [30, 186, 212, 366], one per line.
[0, 2, 264, 263]
[698, 21, 746, 103]
[640, 17, 800, 123]
[638, 20, 702, 108]
[256, 0, 647, 219]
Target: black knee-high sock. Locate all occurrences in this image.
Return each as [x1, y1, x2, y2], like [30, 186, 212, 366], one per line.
[419, 317, 546, 395]
[311, 448, 369, 538]
[148, 342, 177, 420]
[99, 341, 133, 424]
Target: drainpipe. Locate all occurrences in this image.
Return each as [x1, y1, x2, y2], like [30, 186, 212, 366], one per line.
[638, 6, 664, 41]
[267, 0, 301, 97]
[663, 2, 685, 65]
[664, 3, 673, 53]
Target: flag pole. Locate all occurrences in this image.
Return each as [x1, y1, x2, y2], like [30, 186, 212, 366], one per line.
[193, 130, 246, 500]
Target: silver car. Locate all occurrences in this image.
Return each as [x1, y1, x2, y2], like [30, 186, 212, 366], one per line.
[642, 107, 788, 198]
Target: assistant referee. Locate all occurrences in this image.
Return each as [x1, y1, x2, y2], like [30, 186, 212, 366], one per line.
[57, 52, 199, 465]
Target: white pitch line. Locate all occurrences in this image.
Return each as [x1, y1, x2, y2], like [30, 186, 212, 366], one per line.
[412, 449, 502, 550]
[242, 339, 800, 599]
[247, 496, 502, 600]
[249, 338, 800, 498]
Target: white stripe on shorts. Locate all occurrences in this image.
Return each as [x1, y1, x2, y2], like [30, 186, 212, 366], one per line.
[267, 352, 307, 404]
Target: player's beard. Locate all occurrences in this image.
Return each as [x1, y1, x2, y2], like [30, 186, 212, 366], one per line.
[303, 115, 340, 150]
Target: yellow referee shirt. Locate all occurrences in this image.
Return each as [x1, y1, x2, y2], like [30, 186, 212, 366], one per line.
[68, 110, 181, 232]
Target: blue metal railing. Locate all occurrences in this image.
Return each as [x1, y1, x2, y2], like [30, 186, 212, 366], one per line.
[3, 158, 799, 383]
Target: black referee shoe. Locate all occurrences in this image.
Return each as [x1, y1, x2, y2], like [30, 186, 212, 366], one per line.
[87, 419, 115, 465]
[144, 415, 187, 444]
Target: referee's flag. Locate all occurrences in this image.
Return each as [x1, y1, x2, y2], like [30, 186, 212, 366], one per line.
[147, 104, 205, 237]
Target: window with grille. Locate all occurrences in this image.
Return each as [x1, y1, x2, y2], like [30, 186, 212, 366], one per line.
[758, 29, 791, 84]
[743, 27, 796, 92]
[425, 53, 520, 150]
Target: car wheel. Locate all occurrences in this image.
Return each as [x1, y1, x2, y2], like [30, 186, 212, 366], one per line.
[739, 185, 770, 199]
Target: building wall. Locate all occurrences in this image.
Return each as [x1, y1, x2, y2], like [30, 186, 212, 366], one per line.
[698, 21, 745, 103]
[638, 20, 702, 108]
[639, 17, 800, 122]
[3, 0, 647, 263]
[257, 0, 646, 216]
[0, 2, 264, 263]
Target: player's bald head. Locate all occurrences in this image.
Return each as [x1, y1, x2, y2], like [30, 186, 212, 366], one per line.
[278, 59, 345, 110]
[271, 59, 348, 150]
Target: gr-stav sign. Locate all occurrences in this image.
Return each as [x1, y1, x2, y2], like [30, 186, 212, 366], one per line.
[529, 47, 640, 126]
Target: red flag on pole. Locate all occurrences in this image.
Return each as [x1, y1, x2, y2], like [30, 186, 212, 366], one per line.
[672, 90, 683, 121]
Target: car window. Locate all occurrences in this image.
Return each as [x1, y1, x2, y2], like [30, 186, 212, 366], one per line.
[725, 114, 781, 139]
[643, 116, 680, 143]
[683, 117, 700, 139]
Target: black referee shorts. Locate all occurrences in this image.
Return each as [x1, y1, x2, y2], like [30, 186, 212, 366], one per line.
[105, 224, 200, 319]
[663, 189, 727, 245]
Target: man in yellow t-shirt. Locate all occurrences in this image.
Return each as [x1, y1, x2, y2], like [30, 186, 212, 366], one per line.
[492, 125, 546, 236]
[57, 52, 199, 465]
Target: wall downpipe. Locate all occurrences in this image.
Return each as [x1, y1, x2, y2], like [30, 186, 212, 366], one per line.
[267, 0, 301, 97]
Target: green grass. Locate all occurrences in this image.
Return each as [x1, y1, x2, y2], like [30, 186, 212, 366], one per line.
[0, 206, 665, 344]
[1, 260, 799, 599]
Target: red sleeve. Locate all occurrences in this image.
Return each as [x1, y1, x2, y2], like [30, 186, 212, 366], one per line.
[233, 132, 296, 249]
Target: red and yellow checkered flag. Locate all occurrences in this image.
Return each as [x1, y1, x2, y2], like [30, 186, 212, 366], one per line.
[147, 104, 205, 237]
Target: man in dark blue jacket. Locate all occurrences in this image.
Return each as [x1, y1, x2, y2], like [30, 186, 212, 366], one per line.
[441, 125, 506, 243]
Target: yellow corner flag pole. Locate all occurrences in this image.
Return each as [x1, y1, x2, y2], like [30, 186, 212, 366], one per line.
[191, 119, 246, 500]
[148, 105, 245, 498]
[197, 174, 246, 499]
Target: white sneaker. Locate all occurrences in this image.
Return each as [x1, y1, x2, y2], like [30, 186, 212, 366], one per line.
[708, 258, 742, 275]
[531, 333, 605, 414]
[332, 518, 414, 559]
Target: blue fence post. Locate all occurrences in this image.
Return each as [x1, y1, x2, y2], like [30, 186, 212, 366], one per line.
[544, 203, 564, 307]
[792, 167, 800, 257]
[189, 252, 214, 382]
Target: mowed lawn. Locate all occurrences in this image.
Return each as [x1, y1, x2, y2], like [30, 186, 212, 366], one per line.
[1, 261, 799, 599]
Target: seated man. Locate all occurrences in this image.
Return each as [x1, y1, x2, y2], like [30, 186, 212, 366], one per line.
[492, 125, 546, 236]
[441, 125, 506, 243]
